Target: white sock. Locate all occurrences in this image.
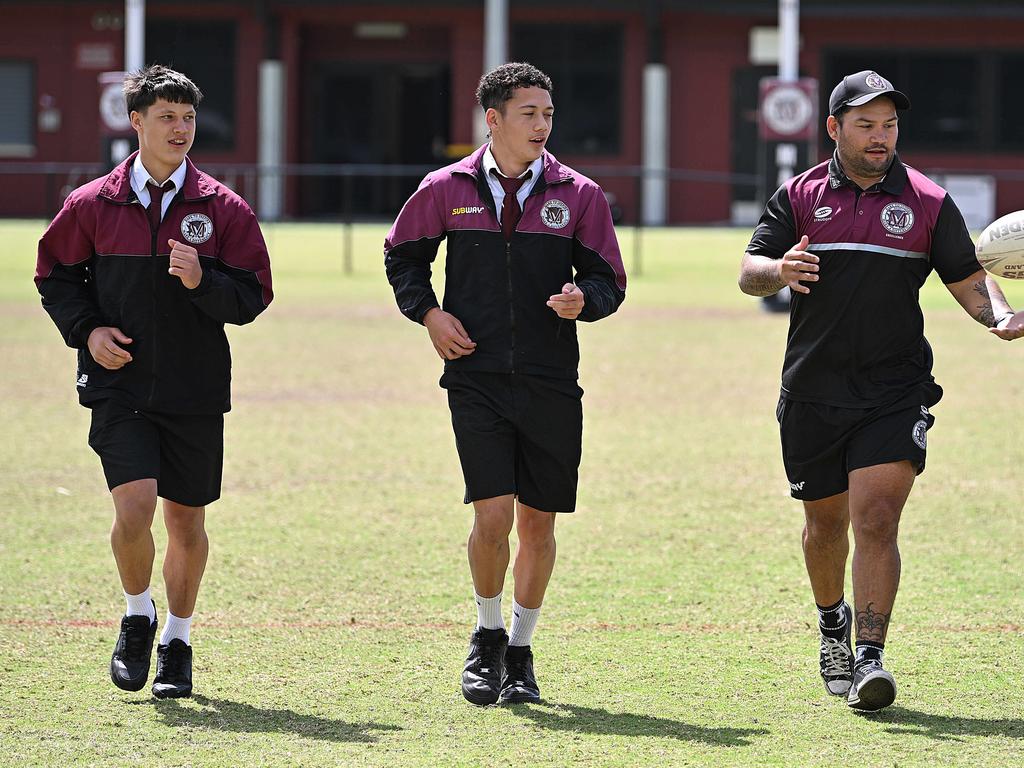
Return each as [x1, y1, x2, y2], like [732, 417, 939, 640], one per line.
[475, 591, 504, 630]
[159, 611, 192, 646]
[508, 599, 541, 647]
[124, 588, 156, 621]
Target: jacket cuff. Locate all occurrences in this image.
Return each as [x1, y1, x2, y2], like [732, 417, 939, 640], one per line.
[72, 318, 104, 350]
[416, 301, 440, 324]
[187, 267, 214, 297]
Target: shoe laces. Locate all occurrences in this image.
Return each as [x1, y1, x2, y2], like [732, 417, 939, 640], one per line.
[855, 658, 884, 678]
[122, 620, 151, 662]
[820, 635, 852, 678]
[160, 643, 189, 680]
[474, 641, 503, 674]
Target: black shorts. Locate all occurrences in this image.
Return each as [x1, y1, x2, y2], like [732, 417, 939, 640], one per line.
[440, 371, 583, 513]
[87, 399, 224, 507]
[777, 385, 941, 502]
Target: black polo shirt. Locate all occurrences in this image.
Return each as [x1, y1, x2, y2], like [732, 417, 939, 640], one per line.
[747, 153, 981, 407]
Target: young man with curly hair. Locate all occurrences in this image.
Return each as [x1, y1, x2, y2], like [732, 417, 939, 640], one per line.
[386, 62, 626, 705]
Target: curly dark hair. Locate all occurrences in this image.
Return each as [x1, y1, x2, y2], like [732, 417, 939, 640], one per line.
[475, 62, 553, 113]
[123, 65, 204, 116]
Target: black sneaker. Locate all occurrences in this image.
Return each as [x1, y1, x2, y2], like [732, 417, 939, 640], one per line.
[110, 604, 157, 692]
[847, 658, 897, 712]
[461, 627, 508, 705]
[819, 602, 854, 696]
[499, 644, 541, 704]
[152, 638, 193, 699]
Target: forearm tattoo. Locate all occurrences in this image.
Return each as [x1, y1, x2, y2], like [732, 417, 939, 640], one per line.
[971, 279, 997, 327]
[855, 602, 891, 644]
[740, 258, 784, 296]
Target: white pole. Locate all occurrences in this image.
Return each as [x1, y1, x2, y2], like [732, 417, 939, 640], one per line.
[776, 0, 799, 184]
[475, 0, 509, 145]
[642, 64, 669, 226]
[258, 61, 285, 221]
[125, 0, 145, 73]
[778, 0, 799, 83]
[484, 0, 508, 73]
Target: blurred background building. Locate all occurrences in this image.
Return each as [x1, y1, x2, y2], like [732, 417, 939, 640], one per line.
[2, 0, 1023, 225]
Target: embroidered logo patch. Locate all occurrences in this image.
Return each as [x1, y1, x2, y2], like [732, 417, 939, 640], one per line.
[452, 206, 486, 216]
[180, 213, 213, 244]
[814, 206, 833, 220]
[866, 72, 888, 90]
[541, 199, 570, 229]
[912, 419, 928, 449]
[880, 202, 914, 235]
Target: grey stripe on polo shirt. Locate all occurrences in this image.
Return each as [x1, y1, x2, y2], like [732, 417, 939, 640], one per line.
[807, 242, 929, 260]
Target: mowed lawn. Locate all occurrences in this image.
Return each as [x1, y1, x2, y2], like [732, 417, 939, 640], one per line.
[1, 220, 1022, 767]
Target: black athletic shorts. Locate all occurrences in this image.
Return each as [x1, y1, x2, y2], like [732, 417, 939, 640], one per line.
[777, 383, 942, 502]
[86, 399, 224, 507]
[440, 371, 583, 513]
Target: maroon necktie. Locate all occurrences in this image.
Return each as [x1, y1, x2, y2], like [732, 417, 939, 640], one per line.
[146, 181, 169, 233]
[497, 173, 528, 242]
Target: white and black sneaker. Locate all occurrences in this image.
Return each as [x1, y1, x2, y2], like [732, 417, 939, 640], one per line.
[847, 658, 897, 712]
[819, 602, 853, 696]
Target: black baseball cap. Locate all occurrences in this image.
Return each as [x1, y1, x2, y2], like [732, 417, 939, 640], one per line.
[829, 70, 911, 115]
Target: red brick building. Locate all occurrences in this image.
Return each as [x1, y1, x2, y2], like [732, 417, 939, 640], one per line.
[2, 0, 1023, 223]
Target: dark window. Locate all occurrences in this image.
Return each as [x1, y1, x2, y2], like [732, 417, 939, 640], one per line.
[0, 61, 34, 155]
[512, 24, 622, 155]
[904, 55, 978, 145]
[146, 20, 236, 152]
[997, 54, 1024, 148]
[823, 50, 1020, 153]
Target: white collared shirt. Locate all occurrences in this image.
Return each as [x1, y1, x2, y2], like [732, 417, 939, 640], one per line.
[131, 155, 187, 222]
[482, 146, 543, 223]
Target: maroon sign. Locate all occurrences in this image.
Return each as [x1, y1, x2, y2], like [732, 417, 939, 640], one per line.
[759, 78, 818, 141]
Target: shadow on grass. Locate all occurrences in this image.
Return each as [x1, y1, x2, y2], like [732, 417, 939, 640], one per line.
[507, 702, 767, 746]
[863, 706, 1024, 742]
[134, 695, 401, 743]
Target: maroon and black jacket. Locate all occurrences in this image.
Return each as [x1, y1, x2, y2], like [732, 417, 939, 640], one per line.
[384, 145, 626, 380]
[35, 152, 273, 414]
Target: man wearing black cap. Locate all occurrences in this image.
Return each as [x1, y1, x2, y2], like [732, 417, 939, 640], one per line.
[738, 70, 1024, 712]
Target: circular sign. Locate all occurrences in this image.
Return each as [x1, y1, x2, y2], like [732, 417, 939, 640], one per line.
[99, 82, 131, 132]
[762, 85, 814, 137]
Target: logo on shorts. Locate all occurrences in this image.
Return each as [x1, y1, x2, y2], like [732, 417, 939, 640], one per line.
[76, 373, 88, 388]
[541, 199, 570, 229]
[814, 206, 833, 220]
[180, 213, 214, 244]
[790, 480, 805, 491]
[881, 203, 914, 235]
[920, 405, 930, 417]
[912, 419, 928, 449]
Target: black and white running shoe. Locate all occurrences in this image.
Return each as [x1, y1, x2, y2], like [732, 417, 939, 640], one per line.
[847, 658, 897, 712]
[819, 602, 854, 696]
[152, 639, 193, 699]
[110, 603, 157, 692]
[499, 644, 540, 704]
[461, 627, 508, 706]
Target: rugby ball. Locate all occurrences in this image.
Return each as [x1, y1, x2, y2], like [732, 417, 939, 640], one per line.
[976, 210, 1024, 278]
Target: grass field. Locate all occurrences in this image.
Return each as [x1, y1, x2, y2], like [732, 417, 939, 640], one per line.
[1, 220, 1022, 767]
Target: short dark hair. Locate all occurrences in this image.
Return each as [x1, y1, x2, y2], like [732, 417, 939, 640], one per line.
[832, 105, 851, 124]
[123, 65, 203, 116]
[475, 62, 553, 113]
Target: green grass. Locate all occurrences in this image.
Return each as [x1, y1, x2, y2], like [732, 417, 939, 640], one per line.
[2, 220, 1023, 766]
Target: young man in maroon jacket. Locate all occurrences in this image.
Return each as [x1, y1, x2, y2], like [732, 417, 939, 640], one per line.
[385, 62, 626, 705]
[35, 66, 272, 699]
[739, 70, 1024, 712]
